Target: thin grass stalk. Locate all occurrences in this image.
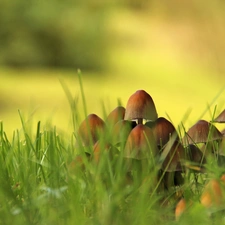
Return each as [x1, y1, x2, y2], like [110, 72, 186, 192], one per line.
[77, 69, 88, 118]
[59, 78, 79, 132]
[198, 85, 225, 120]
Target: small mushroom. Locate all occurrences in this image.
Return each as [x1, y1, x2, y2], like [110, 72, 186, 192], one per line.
[110, 120, 134, 148]
[160, 140, 186, 189]
[124, 90, 158, 124]
[212, 109, 225, 123]
[77, 114, 105, 147]
[201, 175, 225, 208]
[161, 140, 186, 172]
[185, 144, 206, 171]
[124, 124, 157, 160]
[215, 136, 225, 165]
[188, 144, 205, 163]
[221, 128, 225, 136]
[105, 106, 126, 128]
[92, 140, 119, 164]
[68, 152, 91, 173]
[183, 120, 223, 145]
[175, 198, 193, 221]
[148, 117, 179, 150]
[175, 198, 186, 220]
[218, 136, 225, 156]
[123, 124, 158, 186]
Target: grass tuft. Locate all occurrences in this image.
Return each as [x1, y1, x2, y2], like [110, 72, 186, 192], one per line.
[1, 77, 225, 225]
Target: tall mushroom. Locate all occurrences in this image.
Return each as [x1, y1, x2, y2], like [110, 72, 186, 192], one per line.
[92, 140, 119, 164]
[124, 90, 158, 125]
[105, 106, 126, 128]
[183, 120, 223, 159]
[110, 120, 133, 149]
[68, 152, 91, 174]
[160, 140, 186, 189]
[161, 141, 186, 172]
[123, 124, 158, 184]
[77, 114, 105, 147]
[124, 124, 157, 160]
[148, 117, 179, 150]
[182, 120, 223, 146]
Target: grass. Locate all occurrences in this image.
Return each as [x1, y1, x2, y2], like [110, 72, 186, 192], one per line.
[1, 7, 225, 224]
[1, 74, 225, 225]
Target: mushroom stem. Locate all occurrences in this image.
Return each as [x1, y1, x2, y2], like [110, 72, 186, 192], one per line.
[137, 118, 143, 124]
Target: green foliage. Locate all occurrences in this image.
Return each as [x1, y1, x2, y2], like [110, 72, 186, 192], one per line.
[0, 1, 108, 70]
[1, 77, 225, 224]
[0, 116, 162, 225]
[1, 113, 223, 225]
[0, 118, 69, 224]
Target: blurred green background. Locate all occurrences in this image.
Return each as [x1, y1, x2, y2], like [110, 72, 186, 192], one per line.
[1, 0, 225, 136]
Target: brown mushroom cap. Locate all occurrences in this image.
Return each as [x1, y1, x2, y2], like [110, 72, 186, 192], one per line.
[183, 144, 206, 172]
[212, 109, 225, 123]
[68, 152, 91, 173]
[77, 114, 105, 147]
[105, 106, 125, 127]
[200, 177, 225, 208]
[221, 128, 225, 136]
[218, 137, 225, 156]
[187, 144, 206, 165]
[161, 140, 186, 172]
[175, 198, 186, 220]
[124, 124, 157, 160]
[183, 120, 223, 145]
[110, 120, 133, 146]
[92, 141, 118, 164]
[150, 117, 179, 148]
[124, 90, 158, 124]
[175, 198, 193, 220]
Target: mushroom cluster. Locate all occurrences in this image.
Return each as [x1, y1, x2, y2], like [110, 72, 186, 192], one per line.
[69, 89, 225, 218]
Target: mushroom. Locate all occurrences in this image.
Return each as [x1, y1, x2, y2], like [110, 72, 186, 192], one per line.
[92, 140, 119, 164]
[68, 152, 91, 173]
[183, 120, 223, 163]
[105, 106, 126, 128]
[161, 140, 186, 172]
[124, 90, 158, 124]
[185, 144, 206, 171]
[77, 114, 105, 147]
[218, 136, 225, 156]
[147, 117, 179, 150]
[221, 128, 225, 136]
[175, 198, 186, 220]
[182, 120, 223, 146]
[123, 124, 157, 160]
[110, 120, 134, 148]
[216, 136, 225, 166]
[175, 198, 193, 221]
[212, 109, 225, 123]
[123, 124, 158, 185]
[201, 175, 225, 208]
[159, 140, 186, 189]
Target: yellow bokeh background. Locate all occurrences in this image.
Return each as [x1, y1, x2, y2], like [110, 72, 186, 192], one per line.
[1, 3, 225, 137]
